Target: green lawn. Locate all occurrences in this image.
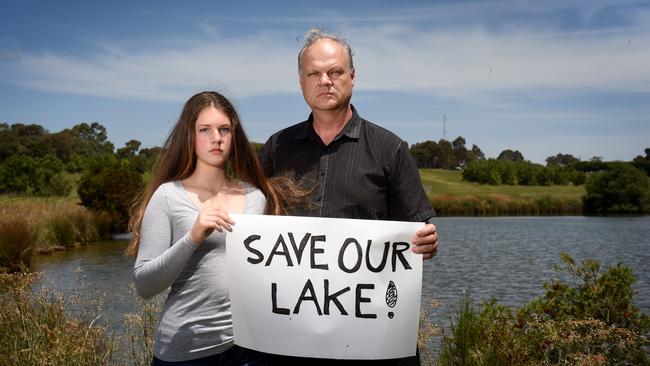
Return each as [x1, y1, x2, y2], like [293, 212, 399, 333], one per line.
[419, 169, 585, 199]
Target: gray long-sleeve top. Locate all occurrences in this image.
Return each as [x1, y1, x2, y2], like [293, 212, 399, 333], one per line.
[133, 181, 266, 362]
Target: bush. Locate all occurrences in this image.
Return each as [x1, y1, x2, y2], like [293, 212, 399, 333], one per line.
[438, 255, 650, 365]
[463, 159, 583, 187]
[78, 163, 144, 232]
[523, 253, 650, 333]
[583, 162, 650, 214]
[0, 154, 69, 196]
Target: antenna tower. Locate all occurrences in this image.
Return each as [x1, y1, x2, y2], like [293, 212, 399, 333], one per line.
[442, 114, 447, 140]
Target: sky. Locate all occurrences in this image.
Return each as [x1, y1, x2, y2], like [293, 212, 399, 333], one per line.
[1, 0, 649, 164]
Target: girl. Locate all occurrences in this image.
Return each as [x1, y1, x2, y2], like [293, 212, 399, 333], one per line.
[128, 91, 297, 365]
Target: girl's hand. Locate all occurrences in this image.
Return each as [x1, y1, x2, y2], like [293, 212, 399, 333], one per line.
[190, 197, 235, 244]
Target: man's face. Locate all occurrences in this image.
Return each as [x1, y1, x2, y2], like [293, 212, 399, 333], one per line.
[299, 39, 355, 113]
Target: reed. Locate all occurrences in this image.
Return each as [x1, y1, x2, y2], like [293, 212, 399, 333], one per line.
[429, 194, 583, 216]
[0, 272, 116, 365]
[0, 196, 112, 272]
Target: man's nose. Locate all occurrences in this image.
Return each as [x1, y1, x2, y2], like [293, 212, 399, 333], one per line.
[318, 73, 332, 85]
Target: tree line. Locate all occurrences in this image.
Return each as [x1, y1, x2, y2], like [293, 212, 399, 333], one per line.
[2, 123, 649, 220]
[0, 122, 154, 231]
[411, 137, 650, 213]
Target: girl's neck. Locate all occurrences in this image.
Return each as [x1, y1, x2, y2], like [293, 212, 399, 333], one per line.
[184, 162, 229, 195]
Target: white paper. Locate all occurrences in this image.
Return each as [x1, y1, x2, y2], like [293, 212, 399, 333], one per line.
[226, 214, 423, 360]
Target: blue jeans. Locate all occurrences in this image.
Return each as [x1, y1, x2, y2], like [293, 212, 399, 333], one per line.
[152, 345, 267, 366]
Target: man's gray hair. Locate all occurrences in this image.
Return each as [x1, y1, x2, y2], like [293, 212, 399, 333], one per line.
[298, 28, 354, 73]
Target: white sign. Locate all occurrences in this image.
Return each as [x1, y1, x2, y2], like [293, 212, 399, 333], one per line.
[226, 214, 423, 360]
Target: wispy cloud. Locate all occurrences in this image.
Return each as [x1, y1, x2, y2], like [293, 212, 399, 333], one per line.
[3, 2, 650, 103]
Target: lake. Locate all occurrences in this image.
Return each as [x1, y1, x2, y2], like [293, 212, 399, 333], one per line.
[32, 216, 650, 348]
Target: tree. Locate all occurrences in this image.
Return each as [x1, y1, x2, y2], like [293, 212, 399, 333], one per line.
[545, 153, 579, 168]
[497, 149, 524, 162]
[77, 162, 144, 232]
[632, 147, 650, 175]
[470, 144, 485, 161]
[0, 154, 68, 196]
[0, 123, 52, 162]
[410, 141, 439, 168]
[583, 163, 650, 214]
[116, 139, 142, 159]
[58, 122, 115, 159]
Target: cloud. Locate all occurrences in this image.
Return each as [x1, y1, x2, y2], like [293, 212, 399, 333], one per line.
[3, 2, 650, 103]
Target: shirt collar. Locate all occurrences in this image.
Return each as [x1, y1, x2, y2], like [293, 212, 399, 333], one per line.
[296, 105, 362, 142]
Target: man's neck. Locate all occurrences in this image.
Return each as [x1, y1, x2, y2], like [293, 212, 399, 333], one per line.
[312, 105, 353, 146]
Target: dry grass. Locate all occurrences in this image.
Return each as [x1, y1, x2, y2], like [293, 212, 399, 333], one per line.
[0, 196, 112, 272]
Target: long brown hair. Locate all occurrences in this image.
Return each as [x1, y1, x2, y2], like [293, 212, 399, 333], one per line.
[126, 91, 303, 256]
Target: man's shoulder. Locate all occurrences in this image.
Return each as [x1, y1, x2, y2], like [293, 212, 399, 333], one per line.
[267, 119, 309, 144]
[358, 115, 405, 146]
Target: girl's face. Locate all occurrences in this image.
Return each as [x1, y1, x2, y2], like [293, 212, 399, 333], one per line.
[194, 106, 234, 169]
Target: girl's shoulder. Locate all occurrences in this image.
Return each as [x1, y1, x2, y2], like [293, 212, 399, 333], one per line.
[148, 181, 184, 204]
[238, 180, 266, 211]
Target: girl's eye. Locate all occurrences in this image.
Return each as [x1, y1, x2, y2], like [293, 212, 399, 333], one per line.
[199, 127, 209, 134]
[218, 127, 232, 136]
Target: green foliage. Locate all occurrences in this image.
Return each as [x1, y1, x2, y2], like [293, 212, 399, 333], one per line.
[546, 153, 580, 168]
[430, 194, 583, 216]
[78, 162, 144, 232]
[410, 137, 484, 169]
[462, 159, 584, 187]
[497, 149, 525, 162]
[632, 147, 650, 175]
[438, 255, 650, 366]
[0, 154, 69, 196]
[0, 122, 114, 166]
[583, 162, 650, 214]
[438, 292, 485, 366]
[523, 253, 650, 333]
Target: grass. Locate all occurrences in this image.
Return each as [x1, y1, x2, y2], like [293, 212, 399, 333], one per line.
[419, 169, 585, 216]
[0, 272, 162, 366]
[419, 169, 585, 198]
[0, 196, 112, 272]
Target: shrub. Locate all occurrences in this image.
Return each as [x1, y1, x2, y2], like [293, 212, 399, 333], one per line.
[78, 163, 144, 232]
[583, 162, 650, 213]
[0, 154, 69, 196]
[438, 255, 650, 365]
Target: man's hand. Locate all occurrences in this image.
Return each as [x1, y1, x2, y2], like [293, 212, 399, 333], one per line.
[411, 223, 438, 260]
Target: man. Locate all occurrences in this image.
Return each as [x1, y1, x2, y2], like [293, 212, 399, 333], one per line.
[261, 28, 438, 366]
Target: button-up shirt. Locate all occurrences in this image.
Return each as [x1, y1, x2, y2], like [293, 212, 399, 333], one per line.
[261, 106, 434, 223]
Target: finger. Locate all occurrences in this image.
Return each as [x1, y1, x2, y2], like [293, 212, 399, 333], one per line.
[214, 218, 233, 232]
[412, 232, 438, 246]
[411, 243, 434, 254]
[416, 223, 436, 237]
[203, 209, 235, 225]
